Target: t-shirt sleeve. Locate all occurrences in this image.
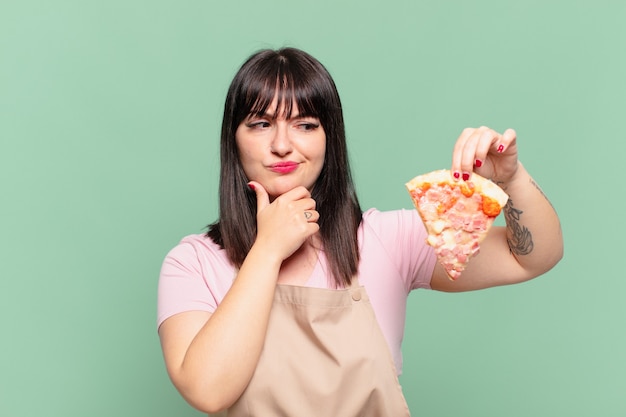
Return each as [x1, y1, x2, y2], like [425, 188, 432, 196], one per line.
[156, 239, 218, 330]
[362, 208, 437, 291]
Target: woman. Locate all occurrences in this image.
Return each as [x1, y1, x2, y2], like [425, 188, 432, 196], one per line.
[157, 47, 563, 416]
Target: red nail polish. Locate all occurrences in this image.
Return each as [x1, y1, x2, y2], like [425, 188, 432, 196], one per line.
[462, 172, 470, 181]
[453, 171, 460, 179]
[497, 144, 504, 153]
[247, 183, 255, 191]
[475, 159, 483, 168]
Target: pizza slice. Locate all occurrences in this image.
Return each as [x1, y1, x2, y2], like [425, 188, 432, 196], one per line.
[406, 169, 509, 280]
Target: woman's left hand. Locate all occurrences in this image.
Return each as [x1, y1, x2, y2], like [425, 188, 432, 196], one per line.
[451, 126, 520, 183]
[432, 125, 563, 293]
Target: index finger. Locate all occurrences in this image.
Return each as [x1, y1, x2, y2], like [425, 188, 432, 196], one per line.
[275, 185, 312, 202]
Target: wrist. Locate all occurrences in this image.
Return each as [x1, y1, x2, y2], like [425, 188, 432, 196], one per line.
[496, 162, 527, 192]
[246, 242, 284, 270]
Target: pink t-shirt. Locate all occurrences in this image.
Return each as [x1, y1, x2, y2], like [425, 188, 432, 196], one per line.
[157, 208, 436, 374]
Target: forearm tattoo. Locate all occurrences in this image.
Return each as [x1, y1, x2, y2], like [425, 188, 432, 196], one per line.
[503, 198, 534, 256]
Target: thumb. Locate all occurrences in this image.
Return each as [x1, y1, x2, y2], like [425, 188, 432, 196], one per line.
[247, 181, 270, 213]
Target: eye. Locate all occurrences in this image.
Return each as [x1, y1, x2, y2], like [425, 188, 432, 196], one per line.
[295, 120, 321, 132]
[246, 120, 271, 130]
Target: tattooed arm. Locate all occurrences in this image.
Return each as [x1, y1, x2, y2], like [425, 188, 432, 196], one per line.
[504, 199, 534, 256]
[430, 127, 563, 292]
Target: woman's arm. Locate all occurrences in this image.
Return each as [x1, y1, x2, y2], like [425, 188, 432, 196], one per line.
[430, 127, 563, 292]
[158, 244, 281, 413]
[158, 184, 319, 413]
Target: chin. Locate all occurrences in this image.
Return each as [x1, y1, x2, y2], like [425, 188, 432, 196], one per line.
[269, 184, 310, 199]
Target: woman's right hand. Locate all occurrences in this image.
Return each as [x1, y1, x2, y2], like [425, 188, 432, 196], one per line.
[248, 181, 319, 262]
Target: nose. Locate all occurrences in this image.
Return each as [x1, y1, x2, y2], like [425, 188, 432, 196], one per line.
[270, 123, 293, 156]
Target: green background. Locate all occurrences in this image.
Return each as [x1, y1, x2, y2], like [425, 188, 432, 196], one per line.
[1, 0, 624, 416]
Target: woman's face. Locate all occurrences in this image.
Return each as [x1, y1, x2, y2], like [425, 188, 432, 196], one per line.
[235, 98, 326, 199]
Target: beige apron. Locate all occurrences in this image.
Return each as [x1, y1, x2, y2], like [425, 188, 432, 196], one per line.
[226, 279, 411, 416]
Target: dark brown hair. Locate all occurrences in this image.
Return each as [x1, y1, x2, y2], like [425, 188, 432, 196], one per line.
[207, 47, 362, 287]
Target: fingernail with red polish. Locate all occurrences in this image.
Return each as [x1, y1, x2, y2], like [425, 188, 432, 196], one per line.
[247, 183, 255, 191]
[475, 159, 483, 168]
[497, 144, 504, 153]
[453, 171, 460, 180]
[462, 172, 470, 181]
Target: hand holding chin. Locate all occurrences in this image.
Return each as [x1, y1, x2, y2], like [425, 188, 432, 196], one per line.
[248, 181, 319, 261]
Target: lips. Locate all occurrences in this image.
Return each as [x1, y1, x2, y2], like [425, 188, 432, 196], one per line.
[269, 161, 299, 174]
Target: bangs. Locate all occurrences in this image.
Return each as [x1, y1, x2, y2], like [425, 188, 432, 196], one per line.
[237, 60, 323, 122]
